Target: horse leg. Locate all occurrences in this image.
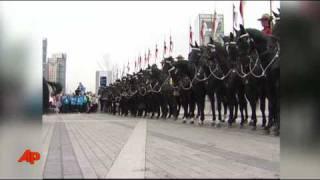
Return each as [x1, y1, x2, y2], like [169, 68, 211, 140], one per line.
[217, 94, 225, 122]
[182, 101, 188, 123]
[244, 100, 248, 122]
[227, 94, 235, 127]
[189, 97, 196, 124]
[266, 97, 275, 131]
[200, 95, 206, 124]
[223, 100, 228, 120]
[228, 102, 234, 127]
[208, 93, 216, 125]
[260, 96, 267, 128]
[177, 97, 181, 118]
[233, 96, 238, 123]
[237, 94, 246, 128]
[249, 98, 257, 130]
[170, 96, 178, 120]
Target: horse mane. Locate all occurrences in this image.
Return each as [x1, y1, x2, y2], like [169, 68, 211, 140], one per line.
[174, 60, 195, 78]
[246, 28, 269, 45]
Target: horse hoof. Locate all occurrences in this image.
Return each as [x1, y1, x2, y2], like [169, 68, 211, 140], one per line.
[190, 121, 194, 124]
[211, 122, 216, 126]
[274, 131, 280, 136]
[249, 121, 254, 126]
[215, 123, 221, 128]
[240, 124, 244, 129]
[252, 126, 257, 131]
[264, 129, 270, 134]
[182, 120, 186, 124]
[264, 126, 270, 131]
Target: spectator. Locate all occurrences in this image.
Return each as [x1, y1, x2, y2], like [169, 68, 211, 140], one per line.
[87, 94, 98, 113]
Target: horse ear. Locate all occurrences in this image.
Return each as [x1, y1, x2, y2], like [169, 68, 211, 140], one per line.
[230, 32, 234, 41]
[209, 37, 214, 44]
[190, 43, 194, 48]
[233, 28, 240, 37]
[240, 24, 246, 33]
[273, 11, 279, 18]
[195, 41, 199, 48]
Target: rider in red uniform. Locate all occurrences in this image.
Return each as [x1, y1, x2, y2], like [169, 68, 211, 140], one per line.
[258, 13, 273, 36]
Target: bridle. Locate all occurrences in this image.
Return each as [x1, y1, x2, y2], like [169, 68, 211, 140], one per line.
[206, 43, 233, 80]
[236, 32, 280, 78]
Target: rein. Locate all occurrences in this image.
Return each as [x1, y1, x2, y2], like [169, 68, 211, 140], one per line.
[150, 77, 171, 93]
[208, 62, 233, 81]
[176, 64, 209, 91]
[237, 33, 280, 79]
[248, 42, 280, 78]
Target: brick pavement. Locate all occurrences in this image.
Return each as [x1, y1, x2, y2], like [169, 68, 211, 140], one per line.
[42, 113, 279, 179]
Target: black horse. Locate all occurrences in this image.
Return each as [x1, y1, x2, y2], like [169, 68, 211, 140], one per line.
[149, 64, 178, 119]
[166, 42, 207, 125]
[236, 24, 280, 135]
[201, 37, 231, 127]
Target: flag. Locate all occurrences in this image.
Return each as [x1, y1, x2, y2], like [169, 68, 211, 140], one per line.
[138, 55, 142, 69]
[134, 60, 137, 70]
[127, 61, 130, 72]
[233, 3, 238, 30]
[169, 35, 173, 53]
[116, 68, 119, 79]
[212, 10, 217, 38]
[200, 21, 207, 45]
[144, 52, 147, 66]
[147, 48, 151, 65]
[122, 64, 125, 77]
[189, 25, 193, 44]
[240, 0, 245, 25]
[155, 44, 158, 58]
[163, 40, 167, 57]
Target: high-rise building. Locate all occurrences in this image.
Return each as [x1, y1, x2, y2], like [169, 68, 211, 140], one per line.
[42, 38, 48, 80]
[46, 53, 67, 93]
[96, 70, 113, 94]
[194, 13, 224, 45]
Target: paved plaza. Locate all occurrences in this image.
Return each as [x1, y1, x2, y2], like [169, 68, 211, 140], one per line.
[42, 113, 279, 179]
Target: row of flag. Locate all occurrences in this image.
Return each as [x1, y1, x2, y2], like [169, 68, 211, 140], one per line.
[113, 0, 274, 80]
[112, 34, 174, 79]
[131, 34, 173, 72]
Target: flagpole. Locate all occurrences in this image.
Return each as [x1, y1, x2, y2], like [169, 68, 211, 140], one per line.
[213, 7, 216, 40]
[270, 0, 273, 31]
[233, 3, 235, 34]
[211, 13, 213, 38]
[240, 0, 244, 27]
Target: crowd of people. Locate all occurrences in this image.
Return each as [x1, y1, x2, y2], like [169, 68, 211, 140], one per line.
[48, 83, 99, 114]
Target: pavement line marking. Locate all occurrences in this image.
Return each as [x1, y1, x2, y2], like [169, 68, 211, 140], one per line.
[42, 121, 56, 173]
[105, 119, 147, 179]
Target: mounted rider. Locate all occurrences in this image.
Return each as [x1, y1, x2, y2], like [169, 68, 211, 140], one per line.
[258, 13, 273, 36]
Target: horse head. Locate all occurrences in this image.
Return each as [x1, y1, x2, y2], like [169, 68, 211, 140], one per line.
[162, 56, 175, 74]
[226, 32, 239, 65]
[188, 41, 202, 66]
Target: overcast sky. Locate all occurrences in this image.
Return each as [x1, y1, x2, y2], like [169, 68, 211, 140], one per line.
[1, 1, 279, 93]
